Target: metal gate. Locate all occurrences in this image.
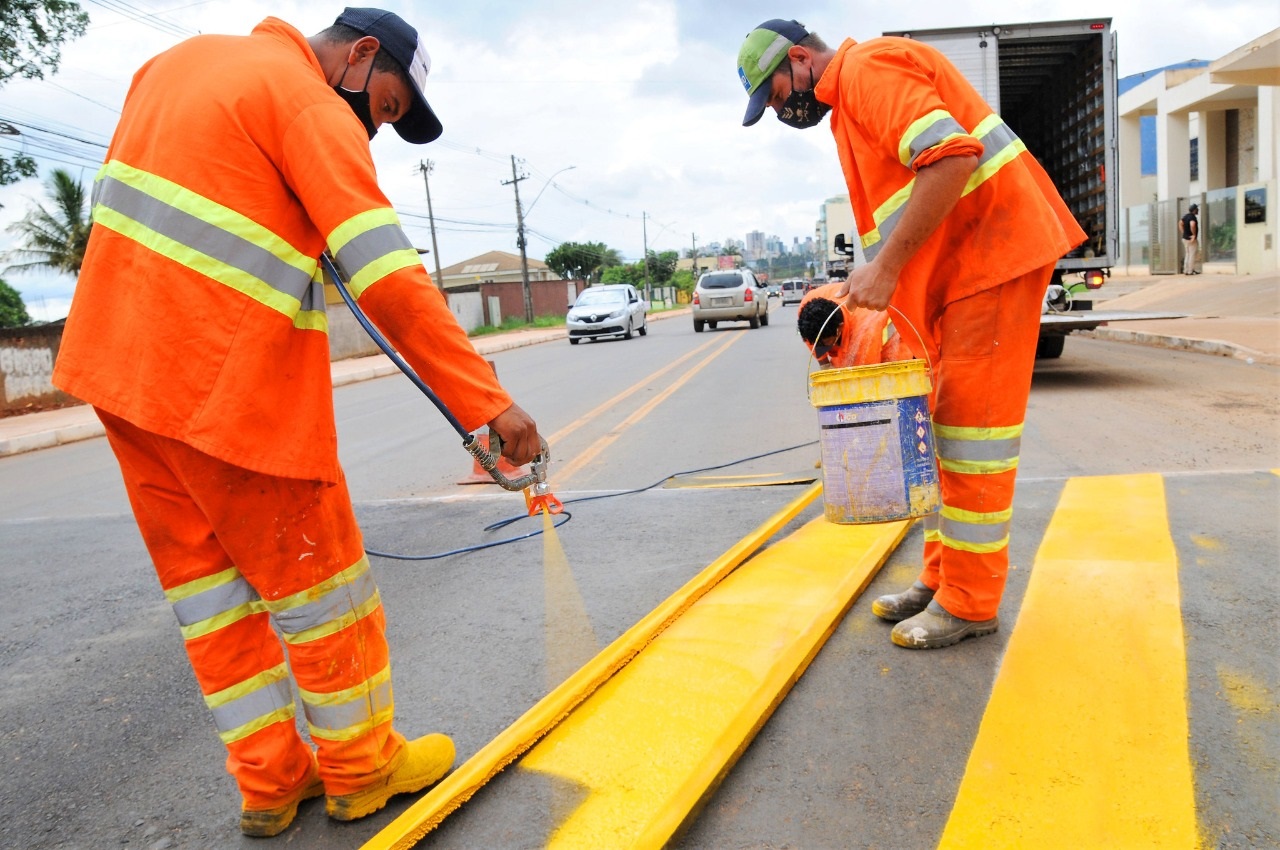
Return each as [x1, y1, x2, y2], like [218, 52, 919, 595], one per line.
[1149, 199, 1181, 274]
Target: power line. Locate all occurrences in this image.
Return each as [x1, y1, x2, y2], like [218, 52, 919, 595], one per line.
[85, 0, 198, 39]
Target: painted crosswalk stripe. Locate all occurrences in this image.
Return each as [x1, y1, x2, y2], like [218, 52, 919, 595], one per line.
[939, 473, 1198, 848]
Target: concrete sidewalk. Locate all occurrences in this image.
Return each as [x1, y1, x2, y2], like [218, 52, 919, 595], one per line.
[0, 307, 690, 458]
[2, 273, 1275, 460]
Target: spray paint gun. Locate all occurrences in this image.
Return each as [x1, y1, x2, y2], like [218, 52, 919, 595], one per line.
[319, 252, 563, 516]
[477, 433, 564, 516]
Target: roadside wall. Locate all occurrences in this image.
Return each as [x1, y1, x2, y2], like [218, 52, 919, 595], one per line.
[0, 322, 73, 414]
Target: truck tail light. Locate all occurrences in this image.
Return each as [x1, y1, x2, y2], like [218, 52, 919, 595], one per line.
[1084, 270, 1106, 290]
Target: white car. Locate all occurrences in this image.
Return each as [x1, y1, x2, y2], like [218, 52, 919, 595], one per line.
[566, 284, 648, 344]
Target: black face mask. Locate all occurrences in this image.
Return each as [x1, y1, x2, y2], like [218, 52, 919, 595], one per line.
[334, 57, 378, 140]
[778, 64, 830, 130]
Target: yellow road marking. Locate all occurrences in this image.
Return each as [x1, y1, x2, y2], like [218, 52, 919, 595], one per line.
[522, 514, 909, 849]
[362, 483, 824, 850]
[546, 335, 725, 448]
[556, 333, 743, 484]
[939, 473, 1198, 848]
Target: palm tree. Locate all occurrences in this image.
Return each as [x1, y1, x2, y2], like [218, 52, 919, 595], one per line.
[4, 169, 91, 277]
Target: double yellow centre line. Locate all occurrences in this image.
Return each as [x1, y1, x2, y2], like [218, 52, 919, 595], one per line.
[552, 333, 743, 485]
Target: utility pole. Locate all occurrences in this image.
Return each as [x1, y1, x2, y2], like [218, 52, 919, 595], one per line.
[642, 211, 651, 301]
[502, 155, 534, 323]
[691, 232, 698, 279]
[416, 160, 445, 292]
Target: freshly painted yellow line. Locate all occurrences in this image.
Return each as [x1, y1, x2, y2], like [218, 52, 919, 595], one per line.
[556, 333, 742, 484]
[521, 515, 910, 849]
[939, 473, 1198, 849]
[362, 482, 824, 850]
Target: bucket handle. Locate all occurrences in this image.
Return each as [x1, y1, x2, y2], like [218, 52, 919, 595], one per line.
[803, 301, 934, 400]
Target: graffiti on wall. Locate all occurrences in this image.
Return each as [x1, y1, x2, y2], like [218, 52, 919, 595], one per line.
[1, 346, 56, 402]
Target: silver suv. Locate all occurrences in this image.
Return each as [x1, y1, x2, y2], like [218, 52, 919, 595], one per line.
[691, 270, 769, 332]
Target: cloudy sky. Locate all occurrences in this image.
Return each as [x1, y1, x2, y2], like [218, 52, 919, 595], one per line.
[1, 0, 1276, 320]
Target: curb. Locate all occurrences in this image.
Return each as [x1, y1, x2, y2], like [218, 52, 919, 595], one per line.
[1081, 328, 1278, 366]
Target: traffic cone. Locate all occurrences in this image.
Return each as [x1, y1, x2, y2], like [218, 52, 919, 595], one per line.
[457, 359, 527, 485]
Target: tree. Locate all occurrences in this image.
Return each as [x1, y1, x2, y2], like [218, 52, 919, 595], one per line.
[722, 238, 744, 256]
[4, 168, 91, 277]
[0, 2, 90, 194]
[0, 278, 32, 327]
[599, 263, 644, 286]
[544, 241, 614, 282]
[645, 249, 679, 285]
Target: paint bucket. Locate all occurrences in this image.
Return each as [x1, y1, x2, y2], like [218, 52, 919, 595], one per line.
[808, 358, 940, 524]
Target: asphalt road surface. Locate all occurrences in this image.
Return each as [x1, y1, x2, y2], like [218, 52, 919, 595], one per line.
[1, 301, 1276, 849]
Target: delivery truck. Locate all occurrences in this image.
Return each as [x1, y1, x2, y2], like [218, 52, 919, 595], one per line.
[882, 18, 1181, 357]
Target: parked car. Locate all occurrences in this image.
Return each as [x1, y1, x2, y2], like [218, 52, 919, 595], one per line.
[566, 284, 648, 344]
[691, 270, 769, 332]
[780, 280, 806, 305]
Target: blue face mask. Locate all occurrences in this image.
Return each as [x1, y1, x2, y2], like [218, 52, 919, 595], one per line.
[334, 56, 378, 140]
[778, 64, 830, 129]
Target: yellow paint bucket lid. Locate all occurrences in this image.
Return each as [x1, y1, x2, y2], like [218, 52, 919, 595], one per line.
[808, 359, 932, 408]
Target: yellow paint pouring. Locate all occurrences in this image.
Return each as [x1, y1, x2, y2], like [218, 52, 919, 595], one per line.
[542, 508, 599, 692]
[939, 474, 1198, 849]
[520, 514, 909, 849]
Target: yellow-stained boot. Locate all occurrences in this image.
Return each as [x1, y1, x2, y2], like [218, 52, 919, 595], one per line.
[326, 733, 455, 822]
[239, 754, 325, 837]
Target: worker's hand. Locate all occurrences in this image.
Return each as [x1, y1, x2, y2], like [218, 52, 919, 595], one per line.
[488, 403, 541, 466]
[837, 259, 898, 311]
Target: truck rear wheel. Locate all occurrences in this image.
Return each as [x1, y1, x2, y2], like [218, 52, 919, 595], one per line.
[1036, 335, 1065, 359]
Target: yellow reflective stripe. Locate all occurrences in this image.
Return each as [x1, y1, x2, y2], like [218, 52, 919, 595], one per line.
[281, 591, 382, 645]
[899, 109, 968, 168]
[924, 527, 943, 543]
[206, 664, 289, 709]
[164, 566, 241, 604]
[963, 137, 1027, 196]
[941, 505, 1014, 525]
[178, 599, 269, 641]
[939, 457, 1020, 475]
[101, 161, 313, 274]
[933, 423, 1024, 442]
[348, 248, 421, 298]
[862, 181, 915, 251]
[297, 664, 391, 707]
[266, 557, 367, 612]
[328, 208, 400, 254]
[219, 705, 296, 745]
[940, 534, 1009, 554]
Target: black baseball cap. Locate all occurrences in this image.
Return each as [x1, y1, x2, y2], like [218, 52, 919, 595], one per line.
[334, 7, 443, 144]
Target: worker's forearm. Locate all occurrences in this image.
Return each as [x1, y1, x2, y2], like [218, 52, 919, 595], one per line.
[875, 155, 978, 275]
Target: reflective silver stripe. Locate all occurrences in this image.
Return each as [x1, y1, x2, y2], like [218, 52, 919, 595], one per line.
[923, 511, 941, 542]
[300, 269, 325, 315]
[332, 223, 414, 289]
[94, 174, 316, 304]
[267, 562, 379, 642]
[974, 118, 1021, 170]
[935, 435, 1021, 463]
[207, 674, 294, 734]
[171, 575, 260, 627]
[905, 115, 968, 169]
[941, 515, 1011, 546]
[864, 202, 907, 262]
[302, 674, 394, 737]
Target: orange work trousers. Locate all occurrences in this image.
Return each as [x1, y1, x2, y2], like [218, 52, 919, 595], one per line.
[903, 264, 1052, 620]
[99, 410, 405, 806]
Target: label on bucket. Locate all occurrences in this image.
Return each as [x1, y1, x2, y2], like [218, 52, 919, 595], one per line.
[816, 394, 940, 524]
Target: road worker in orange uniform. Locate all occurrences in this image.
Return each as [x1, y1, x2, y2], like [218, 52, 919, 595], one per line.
[53, 7, 542, 837]
[740, 20, 1085, 649]
[797, 280, 907, 367]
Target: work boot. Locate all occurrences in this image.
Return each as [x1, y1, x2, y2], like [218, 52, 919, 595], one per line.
[891, 600, 999, 649]
[871, 580, 936, 622]
[326, 733, 455, 822]
[239, 754, 324, 837]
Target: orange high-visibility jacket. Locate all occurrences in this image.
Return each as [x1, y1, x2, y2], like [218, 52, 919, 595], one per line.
[814, 38, 1085, 321]
[54, 18, 511, 483]
[800, 282, 907, 367]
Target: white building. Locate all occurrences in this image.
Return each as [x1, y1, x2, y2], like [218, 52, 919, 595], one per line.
[1119, 28, 1278, 274]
